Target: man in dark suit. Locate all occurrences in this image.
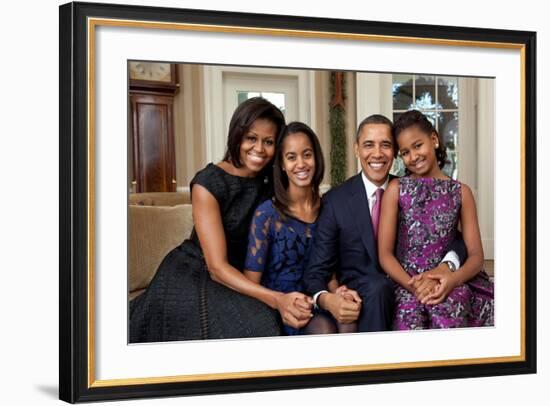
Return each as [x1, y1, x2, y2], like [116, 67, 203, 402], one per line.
[304, 114, 463, 332]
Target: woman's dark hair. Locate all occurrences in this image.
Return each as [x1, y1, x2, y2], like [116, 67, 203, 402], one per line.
[393, 109, 447, 170]
[222, 97, 285, 169]
[273, 122, 325, 218]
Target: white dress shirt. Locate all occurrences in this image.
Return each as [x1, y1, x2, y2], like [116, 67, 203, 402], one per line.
[361, 172, 389, 216]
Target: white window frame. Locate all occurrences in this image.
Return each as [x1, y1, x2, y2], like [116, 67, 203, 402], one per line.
[203, 66, 315, 163]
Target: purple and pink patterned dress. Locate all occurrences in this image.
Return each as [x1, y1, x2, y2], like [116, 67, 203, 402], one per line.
[393, 177, 494, 330]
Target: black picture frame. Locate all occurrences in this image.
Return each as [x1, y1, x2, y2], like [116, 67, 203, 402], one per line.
[59, 1, 537, 403]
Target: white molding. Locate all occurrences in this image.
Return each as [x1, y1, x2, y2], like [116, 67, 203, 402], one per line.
[356, 72, 393, 125]
[295, 69, 312, 123]
[308, 71, 317, 130]
[477, 79, 495, 259]
[457, 77, 478, 190]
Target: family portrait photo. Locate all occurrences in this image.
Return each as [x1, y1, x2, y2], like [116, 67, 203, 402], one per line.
[127, 62, 496, 342]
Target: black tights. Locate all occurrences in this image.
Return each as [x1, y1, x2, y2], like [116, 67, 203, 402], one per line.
[301, 312, 357, 335]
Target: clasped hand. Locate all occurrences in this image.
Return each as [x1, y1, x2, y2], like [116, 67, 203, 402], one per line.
[407, 264, 458, 305]
[275, 292, 314, 329]
[322, 286, 362, 324]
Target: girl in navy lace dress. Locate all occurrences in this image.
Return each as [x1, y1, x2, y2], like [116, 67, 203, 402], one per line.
[243, 122, 320, 334]
[244, 122, 354, 335]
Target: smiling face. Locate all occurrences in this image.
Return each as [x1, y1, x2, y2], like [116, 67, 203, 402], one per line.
[238, 118, 277, 176]
[281, 132, 316, 189]
[396, 126, 440, 177]
[354, 123, 394, 186]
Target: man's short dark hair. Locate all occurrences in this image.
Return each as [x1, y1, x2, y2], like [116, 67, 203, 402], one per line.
[355, 114, 393, 143]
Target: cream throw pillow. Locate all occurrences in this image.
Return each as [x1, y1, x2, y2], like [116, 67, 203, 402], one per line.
[128, 204, 194, 294]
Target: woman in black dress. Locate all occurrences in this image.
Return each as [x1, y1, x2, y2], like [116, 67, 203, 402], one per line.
[130, 97, 310, 342]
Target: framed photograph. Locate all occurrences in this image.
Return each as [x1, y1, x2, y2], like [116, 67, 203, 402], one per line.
[59, 1, 536, 403]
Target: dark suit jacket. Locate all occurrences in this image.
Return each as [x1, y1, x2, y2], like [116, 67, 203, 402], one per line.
[303, 173, 467, 296]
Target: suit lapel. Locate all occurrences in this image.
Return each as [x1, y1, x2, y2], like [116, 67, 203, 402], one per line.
[347, 174, 378, 264]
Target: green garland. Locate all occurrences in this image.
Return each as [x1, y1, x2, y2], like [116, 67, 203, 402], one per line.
[329, 72, 347, 186]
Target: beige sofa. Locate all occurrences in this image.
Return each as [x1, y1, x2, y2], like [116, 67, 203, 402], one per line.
[128, 192, 194, 300]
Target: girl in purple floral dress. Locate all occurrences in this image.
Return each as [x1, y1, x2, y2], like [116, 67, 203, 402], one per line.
[378, 110, 493, 329]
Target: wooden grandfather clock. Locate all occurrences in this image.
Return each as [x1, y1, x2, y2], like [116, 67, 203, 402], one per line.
[129, 62, 179, 193]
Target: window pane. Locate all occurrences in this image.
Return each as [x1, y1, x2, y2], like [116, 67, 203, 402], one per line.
[391, 74, 459, 179]
[236, 91, 286, 116]
[439, 111, 459, 179]
[237, 91, 260, 105]
[424, 111, 437, 128]
[260, 92, 286, 115]
[438, 77, 459, 109]
[415, 75, 436, 109]
[390, 156, 406, 177]
[392, 74, 413, 110]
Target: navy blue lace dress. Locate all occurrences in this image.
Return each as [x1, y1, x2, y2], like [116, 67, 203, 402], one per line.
[244, 199, 317, 335]
[129, 164, 281, 342]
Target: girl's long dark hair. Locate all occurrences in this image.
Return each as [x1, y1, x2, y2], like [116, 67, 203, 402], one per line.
[393, 109, 447, 170]
[273, 122, 325, 218]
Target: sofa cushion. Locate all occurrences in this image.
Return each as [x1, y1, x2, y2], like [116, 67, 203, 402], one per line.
[129, 204, 194, 294]
[129, 192, 191, 207]
[131, 197, 154, 206]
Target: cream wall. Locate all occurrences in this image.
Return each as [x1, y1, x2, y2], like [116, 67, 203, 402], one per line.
[345, 72, 358, 177]
[477, 78, 495, 259]
[173, 64, 206, 188]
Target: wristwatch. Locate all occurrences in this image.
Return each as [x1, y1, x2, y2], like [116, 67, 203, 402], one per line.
[443, 260, 457, 272]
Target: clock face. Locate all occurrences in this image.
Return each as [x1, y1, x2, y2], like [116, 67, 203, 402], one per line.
[129, 62, 172, 82]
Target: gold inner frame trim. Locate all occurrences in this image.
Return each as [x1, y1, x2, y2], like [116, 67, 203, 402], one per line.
[86, 16, 527, 388]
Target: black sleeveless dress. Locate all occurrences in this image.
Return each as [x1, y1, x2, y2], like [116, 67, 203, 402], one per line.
[129, 164, 281, 342]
